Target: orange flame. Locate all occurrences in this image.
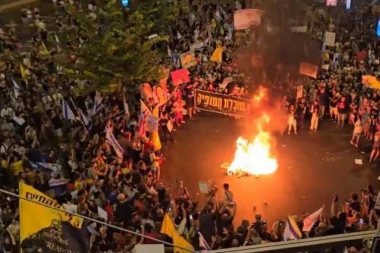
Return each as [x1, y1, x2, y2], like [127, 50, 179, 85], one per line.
[228, 92, 278, 176]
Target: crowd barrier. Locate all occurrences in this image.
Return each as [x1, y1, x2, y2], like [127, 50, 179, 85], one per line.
[209, 230, 378, 253]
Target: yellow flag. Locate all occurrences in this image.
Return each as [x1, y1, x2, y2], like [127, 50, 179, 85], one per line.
[20, 64, 27, 80]
[19, 181, 89, 251]
[42, 42, 49, 55]
[210, 47, 223, 62]
[160, 214, 176, 237]
[151, 106, 162, 150]
[173, 232, 194, 253]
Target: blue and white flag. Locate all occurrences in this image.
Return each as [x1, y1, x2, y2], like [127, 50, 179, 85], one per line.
[12, 79, 22, 98]
[105, 126, 124, 158]
[198, 232, 211, 251]
[62, 99, 76, 121]
[80, 110, 92, 131]
[92, 91, 103, 116]
[30, 162, 59, 173]
[283, 216, 302, 241]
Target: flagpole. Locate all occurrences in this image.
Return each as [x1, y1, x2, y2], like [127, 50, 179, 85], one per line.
[0, 187, 196, 253]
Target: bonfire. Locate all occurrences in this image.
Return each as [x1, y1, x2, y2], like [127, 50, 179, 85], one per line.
[227, 88, 278, 177]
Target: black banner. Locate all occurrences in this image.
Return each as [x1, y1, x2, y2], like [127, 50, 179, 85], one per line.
[195, 89, 251, 116]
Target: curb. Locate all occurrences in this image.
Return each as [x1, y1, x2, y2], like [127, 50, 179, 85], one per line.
[0, 0, 40, 12]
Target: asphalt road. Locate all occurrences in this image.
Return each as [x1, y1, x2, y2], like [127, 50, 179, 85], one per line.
[162, 112, 380, 226]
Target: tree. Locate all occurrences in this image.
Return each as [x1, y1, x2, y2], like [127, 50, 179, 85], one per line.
[64, 0, 180, 92]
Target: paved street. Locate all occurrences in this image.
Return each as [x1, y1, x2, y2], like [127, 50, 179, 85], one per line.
[162, 112, 380, 225]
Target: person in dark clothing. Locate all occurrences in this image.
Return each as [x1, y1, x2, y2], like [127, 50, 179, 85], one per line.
[114, 193, 133, 223]
[159, 112, 174, 143]
[337, 96, 348, 128]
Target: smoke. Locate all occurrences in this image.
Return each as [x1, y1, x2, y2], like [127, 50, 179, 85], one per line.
[234, 0, 321, 84]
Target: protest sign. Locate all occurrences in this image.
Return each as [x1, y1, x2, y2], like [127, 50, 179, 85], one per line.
[198, 181, 209, 194]
[299, 62, 318, 78]
[326, 0, 337, 6]
[171, 69, 190, 85]
[234, 9, 264, 29]
[324, 32, 336, 47]
[219, 77, 233, 90]
[146, 115, 159, 132]
[296, 85, 303, 99]
[180, 51, 197, 69]
[195, 90, 251, 116]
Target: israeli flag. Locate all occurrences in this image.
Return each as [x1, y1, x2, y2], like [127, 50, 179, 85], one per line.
[105, 126, 124, 158]
[62, 99, 76, 121]
[92, 92, 103, 116]
[80, 110, 92, 131]
[31, 162, 60, 173]
[12, 79, 22, 98]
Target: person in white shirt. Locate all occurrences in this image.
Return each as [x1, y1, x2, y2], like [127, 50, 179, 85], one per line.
[1, 106, 15, 119]
[0, 138, 13, 154]
[41, 93, 53, 110]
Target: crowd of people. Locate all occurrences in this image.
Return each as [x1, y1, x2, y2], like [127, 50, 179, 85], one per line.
[0, 0, 378, 252]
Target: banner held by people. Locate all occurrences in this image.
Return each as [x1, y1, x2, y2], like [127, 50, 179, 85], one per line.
[195, 89, 251, 116]
[19, 181, 89, 253]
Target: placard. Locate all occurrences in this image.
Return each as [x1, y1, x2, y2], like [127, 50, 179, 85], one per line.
[296, 85, 303, 99]
[180, 51, 197, 69]
[198, 181, 209, 194]
[166, 120, 173, 132]
[171, 69, 190, 86]
[234, 9, 264, 29]
[326, 0, 337, 6]
[219, 77, 233, 90]
[324, 32, 336, 47]
[195, 89, 251, 116]
[146, 115, 159, 132]
[299, 62, 318, 78]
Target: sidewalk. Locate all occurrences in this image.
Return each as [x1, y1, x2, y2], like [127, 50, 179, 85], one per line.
[0, 0, 40, 12]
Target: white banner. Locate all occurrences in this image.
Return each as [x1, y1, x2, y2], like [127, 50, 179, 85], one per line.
[324, 32, 336, 47]
[234, 9, 264, 30]
[146, 115, 159, 132]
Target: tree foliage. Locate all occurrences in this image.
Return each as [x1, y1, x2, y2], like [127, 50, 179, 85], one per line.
[64, 0, 180, 90]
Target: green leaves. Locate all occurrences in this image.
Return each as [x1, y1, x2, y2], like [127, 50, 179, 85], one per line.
[61, 0, 180, 93]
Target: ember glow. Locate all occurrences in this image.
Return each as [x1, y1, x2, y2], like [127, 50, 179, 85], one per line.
[227, 104, 278, 176]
